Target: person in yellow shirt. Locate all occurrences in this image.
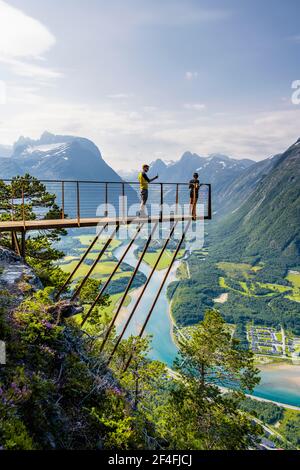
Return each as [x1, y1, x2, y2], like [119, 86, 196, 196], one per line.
[138, 164, 158, 216]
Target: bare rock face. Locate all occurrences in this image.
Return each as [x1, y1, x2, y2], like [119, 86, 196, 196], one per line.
[0, 246, 43, 298]
[0, 246, 83, 320]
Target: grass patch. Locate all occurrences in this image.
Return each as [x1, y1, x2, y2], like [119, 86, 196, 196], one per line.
[258, 282, 291, 294]
[286, 272, 300, 302]
[73, 235, 121, 249]
[99, 292, 132, 318]
[143, 249, 185, 270]
[58, 260, 124, 282]
[217, 262, 253, 276]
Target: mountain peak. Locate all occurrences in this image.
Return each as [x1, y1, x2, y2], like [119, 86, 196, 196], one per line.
[181, 151, 201, 162]
[40, 131, 56, 143]
[208, 153, 231, 161]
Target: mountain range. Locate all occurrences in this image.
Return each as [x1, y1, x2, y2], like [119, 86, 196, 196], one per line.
[0, 132, 137, 216]
[0, 144, 12, 159]
[0, 131, 299, 264]
[120, 152, 254, 210]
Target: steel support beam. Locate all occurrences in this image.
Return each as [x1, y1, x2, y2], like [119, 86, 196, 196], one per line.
[99, 222, 158, 354]
[107, 221, 178, 364]
[122, 220, 191, 371]
[55, 223, 108, 300]
[71, 223, 120, 300]
[80, 223, 144, 327]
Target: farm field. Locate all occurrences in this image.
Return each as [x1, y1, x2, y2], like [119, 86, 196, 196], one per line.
[143, 248, 185, 270]
[217, 262, 298, 301]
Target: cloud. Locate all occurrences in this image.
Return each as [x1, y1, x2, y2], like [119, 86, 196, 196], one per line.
[107, 93, 133, 100]
[0, 80, 6, 104]
[1, 91, 300, 168]
[184, 103, 206, 111]
[152, 109, 300, 160]
[0, 57, 63, 79]
[0, 0, 60, 80]
[0, 0, 55, 58]
[185, 71, 198, 80]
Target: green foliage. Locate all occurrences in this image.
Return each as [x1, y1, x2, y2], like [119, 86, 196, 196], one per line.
[106, 272, 146, 295]
[0, 288, 114, 449]
[281, 413, 300, 447]
[239, 398, 283, 424]
[0, 175, 67, 287]
[156, 310, 262, 449]
[172, 254, 300, 334]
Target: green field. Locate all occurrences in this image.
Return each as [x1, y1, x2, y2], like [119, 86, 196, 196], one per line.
[286, 272, 300, 302]
[217, 262, 298, 300]
[59, 258, 126, 281]
[58, 236, 125, 281]
[99, 292, 132, 318]
[217, 262, 255, 275]
[73, 234, 121, 248]
[142, 249, 185, 270]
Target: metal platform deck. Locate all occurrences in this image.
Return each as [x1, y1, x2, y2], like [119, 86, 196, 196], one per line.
[0, 214, 202, 232]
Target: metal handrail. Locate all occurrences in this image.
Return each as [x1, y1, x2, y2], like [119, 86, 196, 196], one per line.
[0, 178, 212, 228]
[0, 178, 209, 186]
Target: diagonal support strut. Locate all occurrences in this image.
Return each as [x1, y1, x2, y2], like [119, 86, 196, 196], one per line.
[99, 222, 159, 354]
[71, 223, 120, 301]
[55, 223, 108, 300]
[122, 219, 192, 371]
[107, 220, 179, 364]
[80, 223, 145, 328]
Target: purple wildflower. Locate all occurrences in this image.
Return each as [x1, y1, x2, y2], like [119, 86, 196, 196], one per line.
[42, 320, 54, 330]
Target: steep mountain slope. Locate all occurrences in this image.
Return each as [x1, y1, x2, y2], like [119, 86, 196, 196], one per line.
[217, 153, 282, 216]
[0, 144, 12, 158]
[214, 138, 300, 263]
[0, 158, 22, 179]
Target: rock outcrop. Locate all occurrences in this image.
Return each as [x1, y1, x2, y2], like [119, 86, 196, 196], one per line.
[0, 246, 42, 298]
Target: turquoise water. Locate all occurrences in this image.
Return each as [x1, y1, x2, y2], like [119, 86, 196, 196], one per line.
[251, 365, 300, 407]
[114, 243, 178, 363]
[114, 242, 300, 408]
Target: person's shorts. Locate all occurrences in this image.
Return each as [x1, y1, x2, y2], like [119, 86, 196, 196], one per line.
[140, 189, 148, 204]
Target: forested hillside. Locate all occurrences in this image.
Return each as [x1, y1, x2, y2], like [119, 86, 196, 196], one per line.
[168, 138, 300, 334]
[213, 138, 300, 263]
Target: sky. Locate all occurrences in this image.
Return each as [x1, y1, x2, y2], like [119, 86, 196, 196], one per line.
[0, 0, 300, 169]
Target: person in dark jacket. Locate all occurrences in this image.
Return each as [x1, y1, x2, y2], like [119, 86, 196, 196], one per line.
[189, 172, 200, 220]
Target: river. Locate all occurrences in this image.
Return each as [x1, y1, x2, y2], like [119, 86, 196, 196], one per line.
[113, 241, 300, 408]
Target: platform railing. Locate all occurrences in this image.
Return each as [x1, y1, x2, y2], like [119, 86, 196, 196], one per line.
[0, 178, 212, 225]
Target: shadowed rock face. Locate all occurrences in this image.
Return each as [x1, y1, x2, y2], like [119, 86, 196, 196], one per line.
[0, 247, 83, 320]
[0, 246, 43, 295]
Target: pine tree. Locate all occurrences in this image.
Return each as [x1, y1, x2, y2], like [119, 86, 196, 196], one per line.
[0, 175, 67, 287]
[156, 310, 262, 449]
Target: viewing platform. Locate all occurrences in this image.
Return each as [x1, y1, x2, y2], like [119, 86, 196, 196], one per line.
[0, 178, 212, 233]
